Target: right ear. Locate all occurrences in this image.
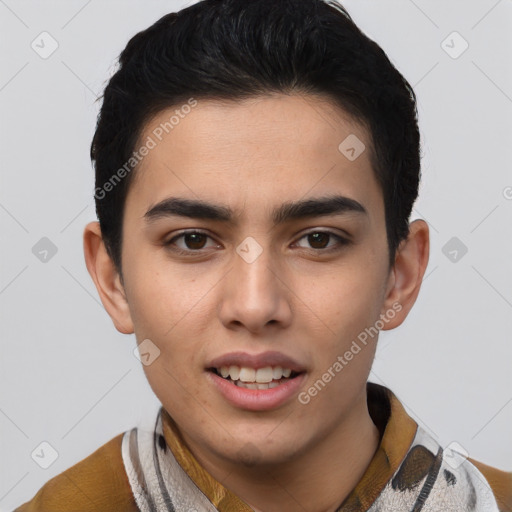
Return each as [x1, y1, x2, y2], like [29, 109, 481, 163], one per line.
[83, 221, 134, 334]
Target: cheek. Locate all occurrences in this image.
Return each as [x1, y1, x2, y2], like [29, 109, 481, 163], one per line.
[125, 256, 212, 339]
[125, 263, 217, 386]
[303, 262, 385, 336]
[296, 270, 383, 409]
[291, 264, 387, 391]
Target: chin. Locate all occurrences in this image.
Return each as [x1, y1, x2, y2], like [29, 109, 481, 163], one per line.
[217, 435, 306, 469]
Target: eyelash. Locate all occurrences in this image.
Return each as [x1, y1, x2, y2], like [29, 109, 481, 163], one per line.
[163, 229, 350, 256]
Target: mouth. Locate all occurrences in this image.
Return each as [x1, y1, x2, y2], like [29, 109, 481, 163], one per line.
[207, 365, 304, 390]
[205, 351, 308, 410]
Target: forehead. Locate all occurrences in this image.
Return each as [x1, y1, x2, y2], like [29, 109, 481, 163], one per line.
[125, 94, 382, 221]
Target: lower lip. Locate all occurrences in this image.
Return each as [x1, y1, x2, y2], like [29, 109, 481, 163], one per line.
[207, 371, 307, 411]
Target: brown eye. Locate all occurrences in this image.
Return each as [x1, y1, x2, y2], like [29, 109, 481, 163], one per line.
[181, 232, 208, 250]
[164, 230, 219, 254]
[307, 232, 330, 249]
[295, 230, 350, 252]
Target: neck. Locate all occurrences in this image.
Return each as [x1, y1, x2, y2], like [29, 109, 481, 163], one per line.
[178, 389, 381, 512]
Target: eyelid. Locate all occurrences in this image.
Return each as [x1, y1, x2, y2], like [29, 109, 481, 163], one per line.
[296, 227, 352, 241]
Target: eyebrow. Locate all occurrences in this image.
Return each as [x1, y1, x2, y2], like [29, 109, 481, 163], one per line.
[144, 195, 367, 226]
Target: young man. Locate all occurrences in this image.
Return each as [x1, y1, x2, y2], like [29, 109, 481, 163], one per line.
[15, 0, 511, 510]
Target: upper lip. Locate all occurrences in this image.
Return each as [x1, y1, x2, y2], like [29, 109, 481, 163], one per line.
[207, 351, 306, 373]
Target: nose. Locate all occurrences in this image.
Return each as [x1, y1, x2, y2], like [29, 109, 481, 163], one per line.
[218, 242, 293, 334]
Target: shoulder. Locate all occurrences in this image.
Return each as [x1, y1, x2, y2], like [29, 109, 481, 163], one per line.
[469, 457, 512, 512]
[14, 431, 138, 512]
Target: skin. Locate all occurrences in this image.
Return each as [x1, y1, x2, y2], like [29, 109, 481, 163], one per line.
[84, 93, 429, 512]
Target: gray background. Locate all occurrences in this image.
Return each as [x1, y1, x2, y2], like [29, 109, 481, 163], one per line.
[1, 0, 511, 509]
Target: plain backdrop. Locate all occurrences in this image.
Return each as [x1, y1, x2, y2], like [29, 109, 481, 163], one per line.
[1, 0, 511, 510]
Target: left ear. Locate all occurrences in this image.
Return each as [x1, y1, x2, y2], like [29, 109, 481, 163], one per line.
[380, 219, 430, 330]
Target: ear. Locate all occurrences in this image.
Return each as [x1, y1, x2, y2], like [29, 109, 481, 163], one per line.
[83, 221, 134, 334]
[380, 219, 430, 330]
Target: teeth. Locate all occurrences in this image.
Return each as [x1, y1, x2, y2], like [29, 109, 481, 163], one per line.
[228, 365, 240, 380]
[255, 367, 273, 383]
[273, 366, 283, 379]
[217, 365, 295, 382]
[238, 381, 257, 389]
[239, 367, 256, 382]
[236, 381, 281, 389]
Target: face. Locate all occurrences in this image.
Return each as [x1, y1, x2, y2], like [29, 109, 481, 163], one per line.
[119, 94, 394, 467]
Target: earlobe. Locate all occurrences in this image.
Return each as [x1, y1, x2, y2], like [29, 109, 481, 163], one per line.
[381, 219, 430, 330]
[83, 221, 134, 334]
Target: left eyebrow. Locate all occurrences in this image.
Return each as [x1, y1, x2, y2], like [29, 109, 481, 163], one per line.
[143, 195, 367, 226]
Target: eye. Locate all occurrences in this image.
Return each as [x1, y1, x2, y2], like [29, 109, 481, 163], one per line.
[294, 230, 350, 252]
[163, 229, 350, 256]
[164, 230, 220, 254]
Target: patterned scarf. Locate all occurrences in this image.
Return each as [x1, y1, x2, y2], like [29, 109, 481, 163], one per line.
[121, 398, 500, 511]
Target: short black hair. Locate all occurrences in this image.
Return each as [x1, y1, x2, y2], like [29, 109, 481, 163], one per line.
[90, 0, 421, 276]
